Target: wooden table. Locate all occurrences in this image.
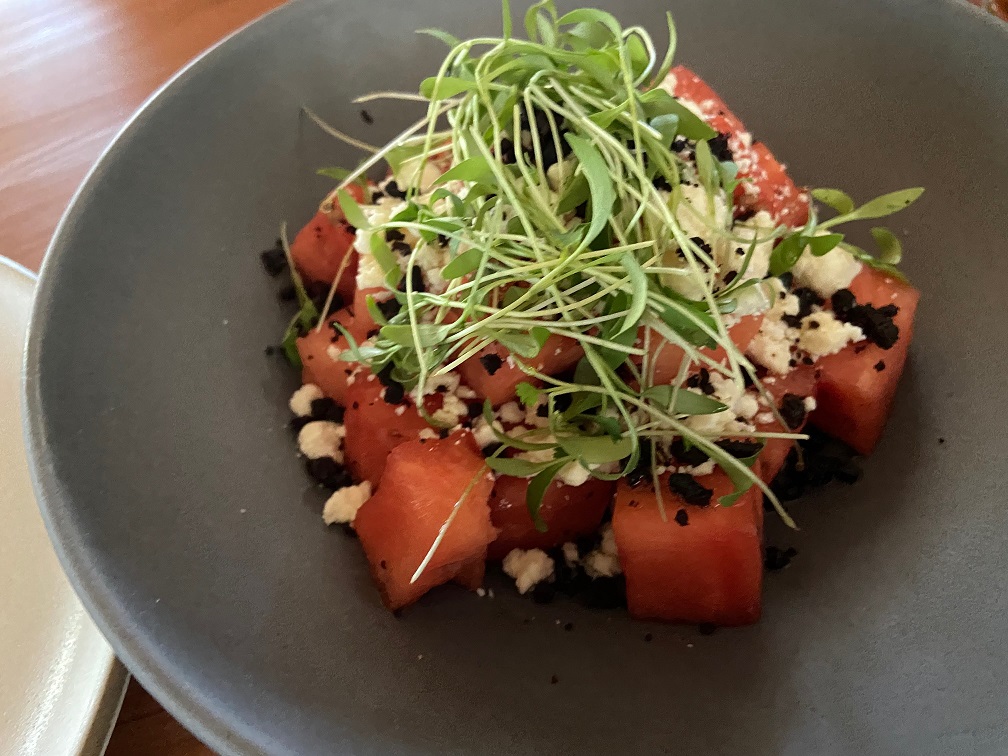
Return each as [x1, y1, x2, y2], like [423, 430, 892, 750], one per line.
[2, 1, 1005, 754]
[1, 2, 284, 752]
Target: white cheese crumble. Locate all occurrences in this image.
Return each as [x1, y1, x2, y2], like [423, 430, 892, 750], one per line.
[352, 198, 407, 291]
[498, 402, 524, 425]
[297, 421, 345, 461]
[418, 428, 439, 441]
[734, 393, 760, 421]
[289, 384, 323, 417]
[561, 541, 580, 568]
[791, 242, 863, 298]
[557, 460, 591, 487]
[677, 459, 717, 476]
[747, 279, 801, 375]
[718, 209, 777, 282]
[471, 416, 501, 449]
[797, 312, 864, 359]
[804, 396, 818, 413]
[583, 524, 621, 579]
[502, 548, 554, 594]
[431, 392, 469, 426]
[322, 481, 372, 525]
[682, 371, 754, 437]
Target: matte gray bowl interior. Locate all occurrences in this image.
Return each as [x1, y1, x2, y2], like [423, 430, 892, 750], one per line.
[23, 0, 1008, 754]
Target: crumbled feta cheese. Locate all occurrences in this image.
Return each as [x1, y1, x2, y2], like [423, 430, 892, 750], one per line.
[557, 460, 591, 487]
[791, 241, 863, 298]
[747, 280, 802, 374]
[677, 459, 716, 476]
[394, 154, 443, 193]
[412, 243, 451, 294]
[471, 416, 500, 449]
[561, 542, 579, 568]
[524, 400, 550, 428]
[498, 402, 524, 425]
[734, 393, 760, 421]
[798, 312, 864, 359]
[297, 421, 345, 461]
[423, 372, 461, 395]
[804, 396, 818, 413]
[719, 210, 776, 281]
[352, 198, 407, 291]
[756, 411, 775, 425]
[289, 384, 323, 417]
[322, 481, 372, 525]
[583, 524, 621, 579]
[418, 428, 439, 440]
[502, 548, 554, 594]
[431, 392, 468, 426]
[683, 371, 753, 436]
[456, 385, 477, 400]
[516, 447, 556, 465]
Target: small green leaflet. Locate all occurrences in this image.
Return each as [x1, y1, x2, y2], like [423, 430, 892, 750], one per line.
[419, 76, 476, 100]
[659, 303, 717, 348]
[369, 234, 402, 287]
[557, 8, 622, 37]
[811, 188, 855, 215]
[335, 188, 370, 230]
[380, 323, 449, 348]
[694, 138, 717, 193]
[643, 385, 728, 415]
[441, 246, 484, 279]
[806, 232, 844, 257]
[638, 89, 716, 140]
[820, 187, 925, 228]
[768, 233, 804, 276]
[527, 461, 567, 532]
[485, 456, 556, 478]
[564, 134, 616, 248]
[502, 0, 512, 38]
[649, 114, 680, 146]
[870, 226, 902, 264]
[434, 156, 499, 186]
[417, 28, 461, 49]
[616, 253, 648, 335]
[515, 381, 541, 407]
[557, 433, 633, 464]
[556, 174, 590, 214]
[497, 331, 542, 358]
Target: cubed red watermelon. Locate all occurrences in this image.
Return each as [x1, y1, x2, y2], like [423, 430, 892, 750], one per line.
[354, 431, 496, 610]
[612, 467, 764, 626]
[457, 334, 583, 407]
[487, 474, 615, 560]
[756, 364, 818, 483]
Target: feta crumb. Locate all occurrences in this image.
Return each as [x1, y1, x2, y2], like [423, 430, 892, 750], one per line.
[524, 400, 550, 428]
[734, 393, 760, 421]
[804, 396, 818, 413]
[471, 416, 500, 449]
[322, 481, 372, 525]
[476, 587, 486, 598]
[297, 421, 345, 461]
[326, 344, 343, 362]
[431, 392, 468, 426]
[498, 401, 524, 424]
[791, 242, 863, 298]
[583, 524, 621, 579]
[557, 460, 591, 487]
[418, 428, 439, 440]
[561, 542, 579, 568]
[394, 405, 406, 416]
[756, 412, 775, 425]
[678, 459, 716, 476]
[456, 385, 477, 400]
[798, 312, 864, 359]
[423, 371, 461, 395]
[502, 548, 554, 594]
[289, 384, 323, 417]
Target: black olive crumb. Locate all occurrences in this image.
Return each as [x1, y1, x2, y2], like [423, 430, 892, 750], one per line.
[260, 246, 287, 276]
[479, 353, 504, 376]
[644, 632, 653, 642]
[938, 437, 946, 445]
[359, 108, 373, 124]
[698, 623, 717, 636]
[563, 622, 574, 632]
[668, 473, 713, 507]
[532, 582, 556, 604]
[874, 360, 886, 372]
[674, 508, 689, 527]
[764, 546, 798, 571]
[779, 394, 807, 430]
[305, 456, 352, 490]
[550, 674, 559, 685]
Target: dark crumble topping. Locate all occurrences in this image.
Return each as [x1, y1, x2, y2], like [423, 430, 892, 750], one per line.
[723, 270, 738, 285]
[383, 179, 407, 199]
[764, 546, 798, 571]
[644, 632, 653, 642]
[708, 132, 733, 162]
[564, 622, 574, 632]
[777, 271, 794, 290]
[536, 403, 550, 418]
[391, 240, 412, 256]
[481, 441, 503, 457]
[698, 623, 717, 636]
[383, 383, 405, 405]
[715, 439, 763, 459]
[831, 289, 900, 349]
[652, 174, 673, 191]
[779, 393, 807, 430]
[689, 236, 713, 257]
[438, 427, 451, 439]
[498, 136, 517, 164]
[550, 675, 560, 685]
[671, 137, 689, 153]
[310, 397, 345, 423]
[479, 353, 504, 375]
[532, 582, 556, 604]
[385, 228, 405, 243]
[768, 427, 862, 502]
[305, 457, 352, 490]
[359, 108, 373, 124]
[874, 360, 886, 372]
[671, 437, 709, 466]
[259, 245, 287, 276]
[289, 415, 313, 433]
[399, 266, 425, 293]
[674, 508, 689, 527]
[685, 367, 715, 396]
[580, 576, 626, 609]
[806, 319, 821, 330]
[278, 284, 297, 302]
[794, 287, 824, 319]
[668, 473, 713, 507]
[734, 207, 756, 222]
[376, 298, 401, 321]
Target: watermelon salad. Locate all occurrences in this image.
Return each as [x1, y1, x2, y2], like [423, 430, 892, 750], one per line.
[260, 4, 922, 626]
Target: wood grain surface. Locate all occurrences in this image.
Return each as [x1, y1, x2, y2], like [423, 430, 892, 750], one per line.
[1, 1, 283, 752]
[2, 0, 1004, 754]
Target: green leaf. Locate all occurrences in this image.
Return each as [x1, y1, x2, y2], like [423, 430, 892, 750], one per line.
[596, 324, 638, 369]
[694, 138, 717, 192]
[557, 174, 590, 214]
[515, 382, 541, 407]
[497, 331, 542, 358]
[847, 187, 924, 221]
[564, 134, 616, 248]
[768, 233, 804, 276]
[638, 89, 717, 140]
[530, 326, 550, 349]
[417, 28, 461, 49]
[434, 156, 498, 186]
[486, 456, 555, 478]
[369, 233, 402, 287]
[419, 76, 475, 100]
[649, 113, 680, 146]
[616, 253, 648, 335]
[557, 8, 622, 36]
[380, 324, 447, 348]
[659, 304, 717, 348]
[527, 461, 566, 532]
[870, 226, 902, 265]
[811, 188, 855, 215]
[644, 386, 728, 415]
[557, 433, 633, 464]
[806, 232, 844, 257]
[335, 188, 370, 230]
[440, 246, 484, 279]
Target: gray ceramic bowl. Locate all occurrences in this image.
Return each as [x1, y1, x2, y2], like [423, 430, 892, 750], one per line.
[23, 1, 1008, 754]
